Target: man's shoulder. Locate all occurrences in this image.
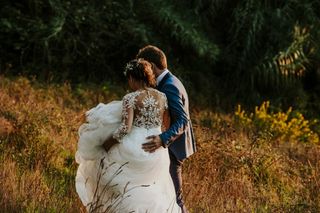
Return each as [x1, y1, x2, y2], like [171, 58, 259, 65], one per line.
[162, 73, 185, 90]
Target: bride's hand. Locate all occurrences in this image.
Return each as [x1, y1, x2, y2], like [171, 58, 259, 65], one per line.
[142, 135, 163, 153]
[103, 137, 118, 152]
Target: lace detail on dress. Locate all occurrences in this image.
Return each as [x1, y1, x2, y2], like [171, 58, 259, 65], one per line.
[113, 92, 138, 141]
[134, 92, 161, 129]
[113, 89, 167, 141]
[123, 91, 139, 109]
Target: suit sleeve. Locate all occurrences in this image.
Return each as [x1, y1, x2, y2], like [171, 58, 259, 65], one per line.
[159, 84, 189, 147]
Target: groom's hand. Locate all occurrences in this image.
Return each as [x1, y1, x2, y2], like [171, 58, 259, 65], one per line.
[142, 135, 162, 153]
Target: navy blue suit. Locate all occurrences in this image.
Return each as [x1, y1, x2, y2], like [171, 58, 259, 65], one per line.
[157, 71, 196, 212]
[158, 71, 196, 160]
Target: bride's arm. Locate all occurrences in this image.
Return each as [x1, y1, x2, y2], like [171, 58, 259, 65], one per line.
[161, 109, 170, 132]
[103, 137, 118, 152]
[103, 96, 134, 152]
[112, 94, 134, 141]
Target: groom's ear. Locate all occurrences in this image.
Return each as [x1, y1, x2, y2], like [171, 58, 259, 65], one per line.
[150, 63, 159, 75]
[150, 63, 155, 70]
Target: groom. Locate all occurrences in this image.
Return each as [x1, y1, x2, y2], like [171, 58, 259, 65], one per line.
[138, 45, 196, 213]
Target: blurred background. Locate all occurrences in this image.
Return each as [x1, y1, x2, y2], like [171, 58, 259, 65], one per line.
[1, 0, 319, 116]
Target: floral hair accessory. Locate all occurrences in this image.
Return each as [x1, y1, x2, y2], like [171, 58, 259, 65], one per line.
[124, 58, 144, 76]
[124, 62, 134, 76]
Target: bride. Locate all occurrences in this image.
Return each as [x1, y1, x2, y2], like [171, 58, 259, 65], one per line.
[75, 59, 181, 212]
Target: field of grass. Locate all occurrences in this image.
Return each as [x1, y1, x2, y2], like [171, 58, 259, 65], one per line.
[0, 75, 319, 212]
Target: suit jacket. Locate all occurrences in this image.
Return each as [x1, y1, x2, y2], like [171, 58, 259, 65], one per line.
[158, 71, 196, 160]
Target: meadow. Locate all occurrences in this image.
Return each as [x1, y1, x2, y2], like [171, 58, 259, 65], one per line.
[0, 75, 319, 213]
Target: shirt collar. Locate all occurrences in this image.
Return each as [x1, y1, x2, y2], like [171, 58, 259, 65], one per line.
[156, 69, 169, 86]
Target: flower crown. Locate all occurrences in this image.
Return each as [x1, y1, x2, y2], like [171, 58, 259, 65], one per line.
[124, 58, 143, 76]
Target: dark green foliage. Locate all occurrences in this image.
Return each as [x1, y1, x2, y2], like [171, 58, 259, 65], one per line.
[0, 0, 319, 115]
[0, 0, 144, 81]
[0, 0, 220, 82]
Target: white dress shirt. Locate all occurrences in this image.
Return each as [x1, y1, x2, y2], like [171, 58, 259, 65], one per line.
[156, 69, 169, 86]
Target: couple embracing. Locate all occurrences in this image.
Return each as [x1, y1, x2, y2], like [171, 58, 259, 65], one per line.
[75, 45, 196, 212]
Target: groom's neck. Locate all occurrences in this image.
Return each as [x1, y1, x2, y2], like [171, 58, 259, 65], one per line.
[155, 69, 166, 78]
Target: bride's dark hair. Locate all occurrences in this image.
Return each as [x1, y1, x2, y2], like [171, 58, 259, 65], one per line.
[124, 59, 156, 87]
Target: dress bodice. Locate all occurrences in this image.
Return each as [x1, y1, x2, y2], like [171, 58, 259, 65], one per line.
[113, 88, 168, 141]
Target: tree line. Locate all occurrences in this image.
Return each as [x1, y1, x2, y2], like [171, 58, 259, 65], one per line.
[1, 0, 319, 116]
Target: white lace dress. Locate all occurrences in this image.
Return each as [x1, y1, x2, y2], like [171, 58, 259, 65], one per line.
[75, 89, 181, 213]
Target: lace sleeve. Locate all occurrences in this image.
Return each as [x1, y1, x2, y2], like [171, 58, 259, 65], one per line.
[113, 94, 135, 141]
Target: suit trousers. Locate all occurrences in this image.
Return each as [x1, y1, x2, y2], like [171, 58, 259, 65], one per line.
[169, 149, 188, 213]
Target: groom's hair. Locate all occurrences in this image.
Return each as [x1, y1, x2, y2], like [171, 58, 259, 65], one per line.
[136, 45, 167, 70]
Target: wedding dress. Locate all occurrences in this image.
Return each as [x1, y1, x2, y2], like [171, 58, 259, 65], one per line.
[75, 88, 181, 213]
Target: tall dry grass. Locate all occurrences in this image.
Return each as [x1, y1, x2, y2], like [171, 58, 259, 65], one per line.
[0, 75, 319, 212]
[185, 111, 320, 212]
